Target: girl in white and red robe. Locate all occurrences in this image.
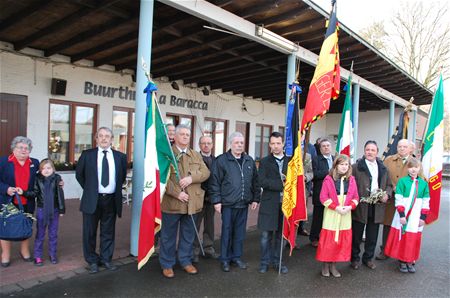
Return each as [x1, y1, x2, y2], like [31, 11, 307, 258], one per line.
[384, 158, 430, 273]
[316, 155, 359, 277]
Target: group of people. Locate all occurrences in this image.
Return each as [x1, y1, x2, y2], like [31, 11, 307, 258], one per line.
[1, 127, 429, 281]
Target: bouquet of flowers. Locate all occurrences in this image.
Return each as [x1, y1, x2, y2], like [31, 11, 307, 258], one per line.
[1, 203, 35, 220]
[360, 188, 387, 204]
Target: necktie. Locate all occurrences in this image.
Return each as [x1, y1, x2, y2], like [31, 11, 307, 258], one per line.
[327, 157, 332, 169]
[101, 150, 109, 187]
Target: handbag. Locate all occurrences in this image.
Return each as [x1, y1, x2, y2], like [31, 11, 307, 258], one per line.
[0, 194, 34, 241]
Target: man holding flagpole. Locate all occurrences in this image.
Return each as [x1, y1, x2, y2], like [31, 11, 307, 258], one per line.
[159, 125, 210, 278]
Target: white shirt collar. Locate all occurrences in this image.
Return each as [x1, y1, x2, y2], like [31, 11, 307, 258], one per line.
[176, 146, 188, 154]
[98, 146, 112, 153]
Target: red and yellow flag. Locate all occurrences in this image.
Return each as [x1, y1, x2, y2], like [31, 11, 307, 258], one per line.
[301, 0, 340, 133]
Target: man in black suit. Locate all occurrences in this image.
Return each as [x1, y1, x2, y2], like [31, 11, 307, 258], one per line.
[76, 127, 127, 274]
[310, 138, 334, 247]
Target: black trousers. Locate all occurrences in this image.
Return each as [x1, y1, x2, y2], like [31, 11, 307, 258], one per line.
[193, 201, 216, 256]
[352, 218, 380, 263]
[82, 195, 116, 264]
[309, 205, 324, 242]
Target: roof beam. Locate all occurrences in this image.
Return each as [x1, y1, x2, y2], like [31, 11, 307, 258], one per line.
[15, 0, 122, 51]
[44, 13, 137, 57]
[67, 0, 130, 19]
[70, 31, 138, 62]
[94, 47, 138, 66]
[0, 0, 53, 32]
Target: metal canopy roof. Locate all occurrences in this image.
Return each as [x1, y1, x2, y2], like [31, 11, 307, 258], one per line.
[0, 0, 433, 113]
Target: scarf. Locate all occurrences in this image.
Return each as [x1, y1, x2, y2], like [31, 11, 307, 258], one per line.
[43, 174, 56, 225]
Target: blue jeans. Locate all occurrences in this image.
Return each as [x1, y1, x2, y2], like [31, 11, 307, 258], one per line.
[220, 207, 248, 262]
[260, 207, 284, 266]
[159, 212, 197, 269]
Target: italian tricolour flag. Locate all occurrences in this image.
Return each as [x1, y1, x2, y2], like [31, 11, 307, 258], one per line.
[138, 81, 178, 269]
[336, 73, 354, 162]
[422, 75, 444, 224]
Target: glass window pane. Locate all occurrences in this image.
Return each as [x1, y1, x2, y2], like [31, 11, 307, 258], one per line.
[255, 125, 262, 160]
[204, 120, 213, 137]
[74, 106, 94, 161]
[180, 117, 191, 128]
[49, 104, 70, 165]
[113, 110, 128, 154]
[215, 121, 225, 156]
[262, 126, 271, 157]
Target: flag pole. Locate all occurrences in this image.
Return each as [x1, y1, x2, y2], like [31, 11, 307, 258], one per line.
[278, 217, 285, 275]
[190, 213, 205, 257]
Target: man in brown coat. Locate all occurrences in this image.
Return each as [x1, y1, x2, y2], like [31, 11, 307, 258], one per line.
[378, 139, 422, 260]
[351, 141, 392, 270]
[159, 125, 210, 278]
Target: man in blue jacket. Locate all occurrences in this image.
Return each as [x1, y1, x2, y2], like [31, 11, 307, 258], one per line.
[209, 132, 261, 272]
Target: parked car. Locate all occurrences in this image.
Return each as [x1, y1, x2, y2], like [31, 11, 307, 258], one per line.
[443, 154, 450, 179]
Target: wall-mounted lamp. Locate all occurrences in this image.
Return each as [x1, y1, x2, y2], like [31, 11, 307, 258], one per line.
[202, 87, 210, 96]
[255, 25, 298, 52]
[171, 81, 180, 90]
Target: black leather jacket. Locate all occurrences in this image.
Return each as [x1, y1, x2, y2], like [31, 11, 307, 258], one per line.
[24, 173, 65, 214]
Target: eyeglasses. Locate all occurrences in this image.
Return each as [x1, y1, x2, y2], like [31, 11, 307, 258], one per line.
[15, 146, 30, 151]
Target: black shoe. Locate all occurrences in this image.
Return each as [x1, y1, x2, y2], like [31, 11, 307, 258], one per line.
[1, 261, 10, 268]
[100, 262, 118, 271]
[259, 264, 268, 273]
[221, 261, 230, 272]
[19, 253, 32, 262]
[273, 264, 288, 274]
[192, 255, 199, 263]
[204, 251, 220, 259]
[88, 263, 99, 274]
[231, 259, 247, 269]
[350, 261, 360, 270]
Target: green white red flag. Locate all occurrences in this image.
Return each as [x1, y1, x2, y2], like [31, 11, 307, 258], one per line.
[138, 81, 178, 269]
[421, 75, 444, 224]
[336, 73, 354, 162]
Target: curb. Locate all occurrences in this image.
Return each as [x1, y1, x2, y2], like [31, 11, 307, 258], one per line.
[0, 256, 137, 296]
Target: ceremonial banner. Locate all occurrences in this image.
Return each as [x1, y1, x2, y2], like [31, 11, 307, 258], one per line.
[422, 75, 444, 224]
[138, 81, 178, 269]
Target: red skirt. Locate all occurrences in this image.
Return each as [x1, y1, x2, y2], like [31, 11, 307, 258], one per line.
[384, 228, 422, 263]
[316, 229, 352, 262]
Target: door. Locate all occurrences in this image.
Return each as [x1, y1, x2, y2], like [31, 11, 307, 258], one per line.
[0, 93, 27, 156]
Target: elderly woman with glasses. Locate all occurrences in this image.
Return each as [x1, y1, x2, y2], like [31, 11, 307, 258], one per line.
[0, 136, 40, 267]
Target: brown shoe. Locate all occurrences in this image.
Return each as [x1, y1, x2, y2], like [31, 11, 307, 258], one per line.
[363, 260, 376, 269]
[162, 268, 175, 278]
[311, 240, 319, 248]
[375, 252, 388, 260]
[350, 261, 360, 270]
[183, 264, 198, 275]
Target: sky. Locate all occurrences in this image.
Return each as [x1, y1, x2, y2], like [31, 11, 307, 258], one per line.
[312, 0, 450, 92]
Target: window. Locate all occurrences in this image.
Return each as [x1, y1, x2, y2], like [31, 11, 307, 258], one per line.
[278, 126, 285, 139]
[235, 121, 250, 154]
[113, 107, 135, 165]
[166, 113, 195, 148]
[49, 100, 97, 170]
[203, 118, 228, 156]
[255, 124, 272, 161]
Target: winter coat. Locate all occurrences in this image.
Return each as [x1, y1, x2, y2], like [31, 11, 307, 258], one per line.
[209, 151, 261, 208]
[257, 154, 289, 231]
[352, 157, 393, 224]
[312, 154, 333, 206]
[161, 146, 210, 215]
[24, 173, 65, 214]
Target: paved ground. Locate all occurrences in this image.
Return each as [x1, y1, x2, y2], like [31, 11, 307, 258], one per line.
[2, 180, 449, 297]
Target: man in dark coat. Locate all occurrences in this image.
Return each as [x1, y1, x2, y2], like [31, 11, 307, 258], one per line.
[76, 127, 127, 274]
[309, 139, 334, 247]
[351, 140, 392, 270]
[193, 135, 219, 263]
[257, 132, 289, 274]
[209, 132, 260, 272]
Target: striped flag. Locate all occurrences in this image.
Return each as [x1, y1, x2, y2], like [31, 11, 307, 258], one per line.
[336, 73, 354, 162]
[138, 81, 179, 269]
[422, 75, 444, 224]
[282, 83, 307, 255]
[301, 0, 340, 133]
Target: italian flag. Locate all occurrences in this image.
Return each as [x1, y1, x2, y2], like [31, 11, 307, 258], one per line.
[336, 73, 354, 162]
[138, 81, 178, 269]
[422, 75, 444, 224]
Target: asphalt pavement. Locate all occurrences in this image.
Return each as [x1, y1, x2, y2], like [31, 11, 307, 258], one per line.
[8, 180, 450, 298]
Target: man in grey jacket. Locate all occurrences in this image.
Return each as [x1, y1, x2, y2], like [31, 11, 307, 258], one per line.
[209, 132, 260, 272]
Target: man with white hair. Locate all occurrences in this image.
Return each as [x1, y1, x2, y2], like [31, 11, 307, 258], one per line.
[209, 132, 261, 272]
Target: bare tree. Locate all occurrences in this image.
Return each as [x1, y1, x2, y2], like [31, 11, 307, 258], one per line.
[358, 1, 450, 89]
[359, 21, 388, 53]
[389, 1, 450, 88]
